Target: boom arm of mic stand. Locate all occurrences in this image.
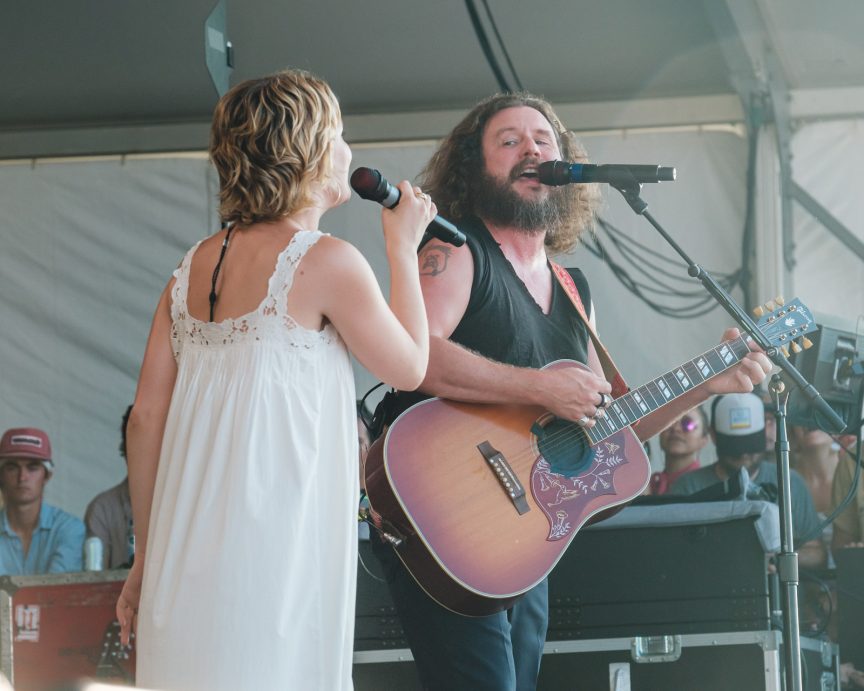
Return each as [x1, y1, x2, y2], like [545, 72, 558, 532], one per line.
[608, 176, 846, 435]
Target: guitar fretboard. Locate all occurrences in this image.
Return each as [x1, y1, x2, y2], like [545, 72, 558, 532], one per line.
[586, 336, 752, 445]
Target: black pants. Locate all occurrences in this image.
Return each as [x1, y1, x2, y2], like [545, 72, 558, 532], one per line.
[372, 536, 548, 691]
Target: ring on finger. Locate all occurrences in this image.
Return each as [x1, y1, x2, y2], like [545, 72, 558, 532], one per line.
[599, 392, 611, 408]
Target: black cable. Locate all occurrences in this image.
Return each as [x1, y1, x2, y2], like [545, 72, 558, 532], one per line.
[583, 110, 759, 320]
[595, 219, 741, 298]
[597, 218, 740, 288]
[464, 0, 514, 92]
[479, 0, 523, 90]
[359, 382, 386, 434]
[357, 530, 387, 583]
[583, 221, 744, 319]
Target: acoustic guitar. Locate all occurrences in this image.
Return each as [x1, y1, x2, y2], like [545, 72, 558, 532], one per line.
[364, 299, 815, 616]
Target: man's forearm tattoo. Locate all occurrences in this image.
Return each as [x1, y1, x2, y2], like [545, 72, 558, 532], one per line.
[420, 244, 453, 277]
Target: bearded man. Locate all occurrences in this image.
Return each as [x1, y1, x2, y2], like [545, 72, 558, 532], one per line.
[371, 92, 772, 691]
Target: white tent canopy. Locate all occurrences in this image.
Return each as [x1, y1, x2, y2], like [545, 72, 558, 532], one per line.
[1, 1, 863, 515]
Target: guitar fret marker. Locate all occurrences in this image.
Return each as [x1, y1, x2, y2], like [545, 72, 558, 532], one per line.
[641, 385, 660, 409]
[611, 403, 628, 425]
[657, 379, 672, 399]
[675, 368, 691, 388]
[632, 392, 649, 414]
[696, 357, 711, 377]
[719, 344, 735, 364]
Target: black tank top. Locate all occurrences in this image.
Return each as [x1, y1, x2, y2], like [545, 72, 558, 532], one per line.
[450, 218, 591, 369]
[389, 219, 591, 418]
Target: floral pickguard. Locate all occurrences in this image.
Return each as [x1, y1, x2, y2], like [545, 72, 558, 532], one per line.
[530, 439, 627, 540]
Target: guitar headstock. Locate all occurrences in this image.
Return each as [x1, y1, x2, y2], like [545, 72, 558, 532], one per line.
[752, 296, 816, 356]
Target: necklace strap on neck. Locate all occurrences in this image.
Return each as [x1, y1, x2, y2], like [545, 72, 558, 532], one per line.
[209, 226, 235, 322]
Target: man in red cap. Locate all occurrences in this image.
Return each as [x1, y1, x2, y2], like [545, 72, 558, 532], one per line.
[0, 427, 85, 575]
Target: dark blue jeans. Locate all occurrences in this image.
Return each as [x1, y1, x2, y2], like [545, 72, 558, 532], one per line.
[372, 537, 548, 691]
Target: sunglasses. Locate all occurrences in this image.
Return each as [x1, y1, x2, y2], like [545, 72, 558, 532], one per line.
[676, 415, 699, 433]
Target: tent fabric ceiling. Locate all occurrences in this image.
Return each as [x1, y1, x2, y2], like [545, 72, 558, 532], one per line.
[3, 0, 864, 140]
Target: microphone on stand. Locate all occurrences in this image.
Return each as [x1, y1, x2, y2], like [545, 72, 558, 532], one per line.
[538, 160, 676, 186]
[350, 167, 466, 247]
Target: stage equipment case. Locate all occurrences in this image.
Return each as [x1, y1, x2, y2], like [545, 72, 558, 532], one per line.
[355, 540, 408, 652]
[352, 502, 841, 690]
[539, 631, 838, 691]
[353, 632, 838, 691]
[547, 501, 781, 640]
[0, 570, 134, 690]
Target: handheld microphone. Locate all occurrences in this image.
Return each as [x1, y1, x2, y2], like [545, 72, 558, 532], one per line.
[350, 167, 466, 247]
[538, 160, 676, 186]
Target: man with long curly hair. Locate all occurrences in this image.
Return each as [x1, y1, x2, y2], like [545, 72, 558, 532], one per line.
[372, 92, 772, 690]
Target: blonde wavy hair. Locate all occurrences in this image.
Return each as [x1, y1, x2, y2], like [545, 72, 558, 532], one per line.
[418, 92, 601, 255]
[210, 69, 341, 226]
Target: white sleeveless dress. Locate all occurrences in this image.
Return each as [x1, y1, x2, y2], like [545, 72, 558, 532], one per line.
[136, 230, 358, 691]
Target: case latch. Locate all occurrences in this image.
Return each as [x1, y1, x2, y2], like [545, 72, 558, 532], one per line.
[631, 635, 682, 663]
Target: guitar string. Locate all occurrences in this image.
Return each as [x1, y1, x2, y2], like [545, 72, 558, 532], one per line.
[477, 336, 753, 476]
[534, 337, 749, 454]
[554, 304, 804, 459]
[444, 308, 807, 495]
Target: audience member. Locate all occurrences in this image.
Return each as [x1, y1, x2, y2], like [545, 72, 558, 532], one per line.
[85, 406, 134, 569]
[831, 435, 864, 551]
[0, 427, 85, 574]
[830, 431, 864, 689]
[649, 406, 708, 495]
[791, 425, 840, 536]
[670, 393, 826, 569]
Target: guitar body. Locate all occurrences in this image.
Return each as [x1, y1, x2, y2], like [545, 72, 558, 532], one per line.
[365, 360, 651, 616]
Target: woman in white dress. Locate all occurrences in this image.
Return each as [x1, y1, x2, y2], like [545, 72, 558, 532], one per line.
[116, 69, 433, 690]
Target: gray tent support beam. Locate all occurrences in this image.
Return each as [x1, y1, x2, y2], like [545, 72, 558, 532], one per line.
[790, 181, 864, 263]
[0, 95, 745, 161]
[704, 3, 805, 689]
[703, 0, 797, 308]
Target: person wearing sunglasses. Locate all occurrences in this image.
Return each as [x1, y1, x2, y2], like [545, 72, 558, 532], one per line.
[671, 393, 826, 569]
[648, 406, 709, 495]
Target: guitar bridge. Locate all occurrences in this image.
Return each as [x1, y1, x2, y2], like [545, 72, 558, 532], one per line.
[477, 441, 530, 515]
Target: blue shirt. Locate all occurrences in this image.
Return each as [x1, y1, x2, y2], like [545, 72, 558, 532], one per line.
[0, 503, 85, 575]
[669, 460, 823, 545]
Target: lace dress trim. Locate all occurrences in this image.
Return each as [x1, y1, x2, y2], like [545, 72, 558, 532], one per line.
[169, 230, 338, 358]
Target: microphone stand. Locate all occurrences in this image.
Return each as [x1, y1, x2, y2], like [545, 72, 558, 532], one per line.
[607, 172, 846, 691]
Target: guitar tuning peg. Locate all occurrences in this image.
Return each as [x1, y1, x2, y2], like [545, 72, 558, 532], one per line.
[791, 340, 802, 353]
[752, 305, 765, 318]
[765, 300, 777, 312]
[775, 296, 785, 306]
[781, 344, 790, 357]
[802, 336, 814, 349]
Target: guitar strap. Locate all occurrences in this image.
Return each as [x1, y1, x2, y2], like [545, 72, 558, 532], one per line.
[550, 261, 629, 399]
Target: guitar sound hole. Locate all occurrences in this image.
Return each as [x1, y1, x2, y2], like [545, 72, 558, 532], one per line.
[532, 417, 595, 478]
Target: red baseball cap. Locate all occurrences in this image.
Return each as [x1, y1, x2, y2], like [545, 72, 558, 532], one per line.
[0, 428, 53, 462]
